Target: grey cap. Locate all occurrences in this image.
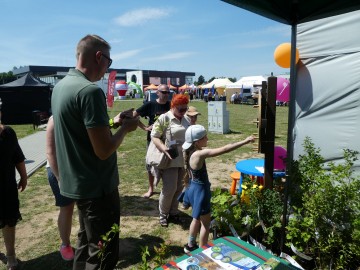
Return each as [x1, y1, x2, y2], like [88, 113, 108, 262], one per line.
[182, 125, 207, 150]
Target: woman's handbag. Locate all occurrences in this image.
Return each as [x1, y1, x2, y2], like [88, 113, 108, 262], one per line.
[146, 112, 177, 169]
[146, 140, 170, 169]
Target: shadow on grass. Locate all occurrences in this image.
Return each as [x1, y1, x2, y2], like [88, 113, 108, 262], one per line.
[228, 130, 242, 134]
[9, 251, 73, 270]
[1, 234, 187, 270]
[120, 194, 193, 229]
[120, 195, 159, 217]
[118, 234, 184, 269]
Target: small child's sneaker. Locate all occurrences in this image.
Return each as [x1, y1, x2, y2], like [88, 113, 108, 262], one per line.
[60, 244, 74, 261]
[184, 243, 199, 253]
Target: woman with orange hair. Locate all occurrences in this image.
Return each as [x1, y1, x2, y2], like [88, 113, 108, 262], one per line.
[151, 94, 190, 227]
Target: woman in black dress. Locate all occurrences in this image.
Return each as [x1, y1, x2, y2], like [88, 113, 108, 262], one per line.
[0, 103, 27, 270]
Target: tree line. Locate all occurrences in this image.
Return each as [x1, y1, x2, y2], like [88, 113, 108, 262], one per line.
[194, 75, 237, 86]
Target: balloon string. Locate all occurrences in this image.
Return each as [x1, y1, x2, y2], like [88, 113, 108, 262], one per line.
[279, 82, 288, 95]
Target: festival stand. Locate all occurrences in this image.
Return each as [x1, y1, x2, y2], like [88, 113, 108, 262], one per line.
[156, 236, 299, 269]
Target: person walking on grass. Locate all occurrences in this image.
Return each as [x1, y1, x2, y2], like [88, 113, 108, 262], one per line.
[51, 34, 139, 270]
[181, 125, 254, 253]
[133, 84, 171, 198]
[0, 102, 27, 270]
[46, 116, 75, 261]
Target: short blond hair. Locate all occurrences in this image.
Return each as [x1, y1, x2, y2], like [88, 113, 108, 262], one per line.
[157, 84, 169, 91]
[76, 34, 111, 60]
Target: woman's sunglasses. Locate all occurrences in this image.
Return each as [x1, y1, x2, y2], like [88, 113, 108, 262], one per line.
[177, 107, 188, 113]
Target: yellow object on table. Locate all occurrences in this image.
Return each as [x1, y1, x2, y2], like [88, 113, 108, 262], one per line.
[241, 184, 264, 204]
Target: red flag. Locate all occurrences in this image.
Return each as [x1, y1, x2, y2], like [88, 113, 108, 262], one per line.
[107, 71, 117, 108]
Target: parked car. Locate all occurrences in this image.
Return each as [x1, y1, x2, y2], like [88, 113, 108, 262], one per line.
[143, 90, 175, 103]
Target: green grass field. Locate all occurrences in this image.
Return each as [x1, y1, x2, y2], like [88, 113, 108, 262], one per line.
[2, 99, 289, 270]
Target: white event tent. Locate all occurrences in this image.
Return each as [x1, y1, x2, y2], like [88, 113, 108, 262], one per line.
[200, 78, 233, 95]
[224, 76, 267, 102]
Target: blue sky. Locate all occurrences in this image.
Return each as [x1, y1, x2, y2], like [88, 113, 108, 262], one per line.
[0, 0, 291, 81]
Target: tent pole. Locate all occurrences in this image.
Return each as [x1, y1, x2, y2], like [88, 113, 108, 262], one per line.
[281, 23, 297, 251]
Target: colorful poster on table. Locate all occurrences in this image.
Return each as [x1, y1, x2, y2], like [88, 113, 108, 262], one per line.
[176, 242, 261, 270]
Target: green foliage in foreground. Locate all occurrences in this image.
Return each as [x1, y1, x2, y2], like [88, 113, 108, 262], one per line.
[287, 137, 360, 269]
[210, 177, 283, 250]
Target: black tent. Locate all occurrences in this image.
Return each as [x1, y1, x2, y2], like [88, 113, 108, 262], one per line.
[0, 73, 51, 124]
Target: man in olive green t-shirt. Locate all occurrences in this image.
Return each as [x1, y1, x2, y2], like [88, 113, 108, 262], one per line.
[51, 34, 139, 270]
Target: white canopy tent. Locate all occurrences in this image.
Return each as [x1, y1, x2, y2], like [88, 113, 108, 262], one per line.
[200, 78, 233, 96]
[200, 78, 233, 89]
[293, 10, 360, 169]
[224, 76, 267, 102]
[226, 75, 267, 89]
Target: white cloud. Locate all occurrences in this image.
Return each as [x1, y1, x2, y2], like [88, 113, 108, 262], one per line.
[114, 8, 171, 27]
[112, 49, 142, 61]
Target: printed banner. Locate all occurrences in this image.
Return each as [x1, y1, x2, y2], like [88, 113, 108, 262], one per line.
[107, 70, 117, 108]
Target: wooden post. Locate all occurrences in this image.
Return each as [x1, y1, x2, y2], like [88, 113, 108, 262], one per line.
[258, 81, 267, 153]
[263, 76, 277, 189]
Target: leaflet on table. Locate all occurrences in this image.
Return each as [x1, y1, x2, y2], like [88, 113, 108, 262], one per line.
[176, 242, 261, 269]
[255, 166, 264, 174]
[255, 258, 282, 270]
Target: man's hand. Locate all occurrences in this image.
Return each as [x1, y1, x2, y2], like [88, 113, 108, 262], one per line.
[120, 108, 135, 119]
[114, 108, 135, 127]
[121, 117, 139, 133]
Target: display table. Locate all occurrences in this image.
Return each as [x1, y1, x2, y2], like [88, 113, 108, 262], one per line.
[235, 159, 285, 193]
[157, 236, 298, 269]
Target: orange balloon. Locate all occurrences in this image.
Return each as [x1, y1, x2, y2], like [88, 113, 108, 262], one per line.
[274, 43, 299, 68]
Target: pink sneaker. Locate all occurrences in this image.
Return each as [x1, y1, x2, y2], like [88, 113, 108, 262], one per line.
[60, 244, 74, 261]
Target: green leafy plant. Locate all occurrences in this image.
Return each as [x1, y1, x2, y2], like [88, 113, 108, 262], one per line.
[250, 187, 283, 247]
[131, 243, 169, 270]
[97, 223, 120, 270]
[153, 242, 170, 268]
[210, 186, 253, 238]
[137, 246, 151, 270]
[211, 176, 284, 250]
[286, 137, 360, 269]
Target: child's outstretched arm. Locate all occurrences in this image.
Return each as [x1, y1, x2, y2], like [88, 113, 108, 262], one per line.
[201, 135, 255, 158]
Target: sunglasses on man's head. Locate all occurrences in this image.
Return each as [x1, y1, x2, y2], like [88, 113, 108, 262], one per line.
[177, 107, 188, 113]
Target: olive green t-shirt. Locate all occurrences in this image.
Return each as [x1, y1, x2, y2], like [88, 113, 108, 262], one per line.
[51, 69, 118, 199]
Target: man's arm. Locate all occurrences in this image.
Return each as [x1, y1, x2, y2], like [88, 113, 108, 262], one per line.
[132, 110, 149, 131]
[87, 116, 139, 160]
[46, 116, 59, 179]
